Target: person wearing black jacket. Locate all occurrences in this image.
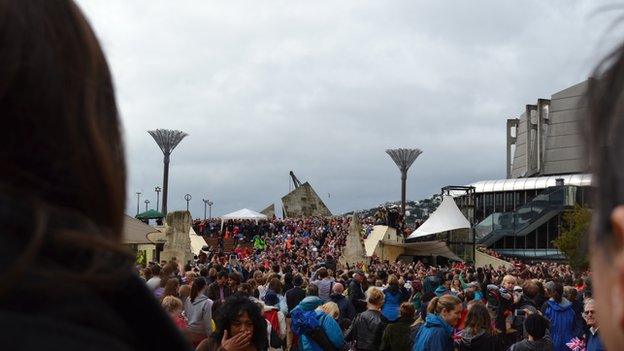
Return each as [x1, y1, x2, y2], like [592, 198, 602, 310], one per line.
[345, 287, 389, 351]
[329, 283, 355, 328]
[348, 271, 367, 314]
[285, 275, 306, 314]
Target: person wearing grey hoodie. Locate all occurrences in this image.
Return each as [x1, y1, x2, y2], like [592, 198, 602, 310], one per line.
[184, 277, 214, 347]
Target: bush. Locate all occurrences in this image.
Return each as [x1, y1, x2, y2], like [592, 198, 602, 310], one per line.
[553, 205, 590, 270]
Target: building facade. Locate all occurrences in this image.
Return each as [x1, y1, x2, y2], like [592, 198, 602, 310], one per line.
[462, 81, 590, 260]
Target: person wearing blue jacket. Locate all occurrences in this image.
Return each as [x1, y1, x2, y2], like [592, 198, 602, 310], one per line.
[382, 275, 404, 321]
[542, 281, 584, 351]
[291, 295, 344, 351]
[413, 295, 462, 351]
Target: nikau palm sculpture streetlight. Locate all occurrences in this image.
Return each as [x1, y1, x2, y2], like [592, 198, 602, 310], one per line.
[386, 148, 423, 216]
[148, 129, 188, 216]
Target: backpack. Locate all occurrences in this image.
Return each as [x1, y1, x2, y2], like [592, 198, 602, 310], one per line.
[290, 309, 338, 351]
[264, 309, 281, 336]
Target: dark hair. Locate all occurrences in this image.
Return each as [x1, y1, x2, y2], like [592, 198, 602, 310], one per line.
[547, 281, 564, 304]
[228, 272, 241, 284]
[211, 296, 267, 350]
[190, 277, 207, 303]
[161, 278, 180, 300]
[587, 43, 624, 252]
[306, 284, 319, 297]
[399, 302, 415, 319]
[0, 0, 130, 287]
[293, 274, 304, 287]
[464, 302, 493, 335]
[268, 278, 282, 294]
[524, 313, 550, 340]
[217, 270, 228, 279]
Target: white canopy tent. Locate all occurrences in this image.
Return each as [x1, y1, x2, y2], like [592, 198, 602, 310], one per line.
[408, 195, 471, 239]
[189, 226, 208, 254]
[220, 208, 267, 229]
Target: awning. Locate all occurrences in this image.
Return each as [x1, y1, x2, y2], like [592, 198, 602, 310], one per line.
[189, 226, 207, 254]
[135, 209, 165, 220]
[408, 195, 470, 239]
[402, 240, 462, 261]
[123, 215, 160, 244]
[221, 208, 267, 221]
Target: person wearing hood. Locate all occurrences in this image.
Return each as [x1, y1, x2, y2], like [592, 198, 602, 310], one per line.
[184, 277, 215, 347]
[345, 287, 389, 351]
[381, 275, 404, 322]
[412, 294, 462, 351]
[508, 313, 552, 351]
[328, 283, 355, 326]
[291, 295, 344, 351]
[457, 302, 502, 351]
[380, 302, 417, 351]
[542, 281, 583, 351]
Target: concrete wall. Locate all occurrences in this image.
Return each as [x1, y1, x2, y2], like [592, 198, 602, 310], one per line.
[542, 80, 588, 175]
[508, 80, 588, 178]
[475, 249, 512, 269]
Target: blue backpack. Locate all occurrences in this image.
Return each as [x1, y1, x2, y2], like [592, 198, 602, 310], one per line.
[290, 309, 338, 351]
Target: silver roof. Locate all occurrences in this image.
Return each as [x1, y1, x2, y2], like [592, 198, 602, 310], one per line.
[467, 174, 592, 193]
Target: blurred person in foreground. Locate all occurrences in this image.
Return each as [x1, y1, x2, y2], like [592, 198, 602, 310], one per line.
[585, 38, 624, 351]
[0, 0, 190, 350]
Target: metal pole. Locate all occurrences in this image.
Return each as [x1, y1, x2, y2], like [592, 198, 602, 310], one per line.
[136, 192, 141, 215]
[401, 171, 407, 217]
[145, 199, 150, 212]
[208, 201, 213, 220]
[203, 199, 208, 220]
[155, 186, 161, 212]
[162, 154, 170, 216]
[185, 194, 192, 212]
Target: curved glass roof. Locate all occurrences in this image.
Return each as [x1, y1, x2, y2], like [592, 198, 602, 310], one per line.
[467, 173, 591, 193]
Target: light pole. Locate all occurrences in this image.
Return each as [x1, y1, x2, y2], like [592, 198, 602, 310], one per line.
[202, 199, 209, 220]
[135, 192, 142, 215]
[154, 186, 161, 212]
[148, 129, 188, 216]
[208, 200, 214, 220]
[184, 194, 192, 212]
[144, 199, 150, 212]
[386, 148, 423, 216]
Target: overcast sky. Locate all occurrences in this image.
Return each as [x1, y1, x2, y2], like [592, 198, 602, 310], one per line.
[77, 0, 622, 218]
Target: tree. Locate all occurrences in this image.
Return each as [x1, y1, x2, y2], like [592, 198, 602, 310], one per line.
[553, 205, 591, 270]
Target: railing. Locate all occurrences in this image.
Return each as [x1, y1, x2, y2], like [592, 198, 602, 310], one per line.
[475, 186, 568, 246]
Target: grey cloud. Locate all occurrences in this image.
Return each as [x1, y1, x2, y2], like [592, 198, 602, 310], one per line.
[77, 0, 621, 217]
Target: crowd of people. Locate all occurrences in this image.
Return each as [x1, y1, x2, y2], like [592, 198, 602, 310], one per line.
[8, 1, 624, 350]
[140, 215, 604, 351]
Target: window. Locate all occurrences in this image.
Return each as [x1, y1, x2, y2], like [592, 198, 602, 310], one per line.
[537, 225, 548, 249]
[525, 230, 537, 249]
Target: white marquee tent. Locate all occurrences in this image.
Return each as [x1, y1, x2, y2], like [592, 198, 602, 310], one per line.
[408, 195, 471, 239]
[220, 208, 267, 230]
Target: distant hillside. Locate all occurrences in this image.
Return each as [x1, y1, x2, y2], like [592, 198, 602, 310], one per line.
[343, 194, 442, 224]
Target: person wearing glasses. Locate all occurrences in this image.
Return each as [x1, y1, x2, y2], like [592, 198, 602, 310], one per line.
[583, 299, 605, 351]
